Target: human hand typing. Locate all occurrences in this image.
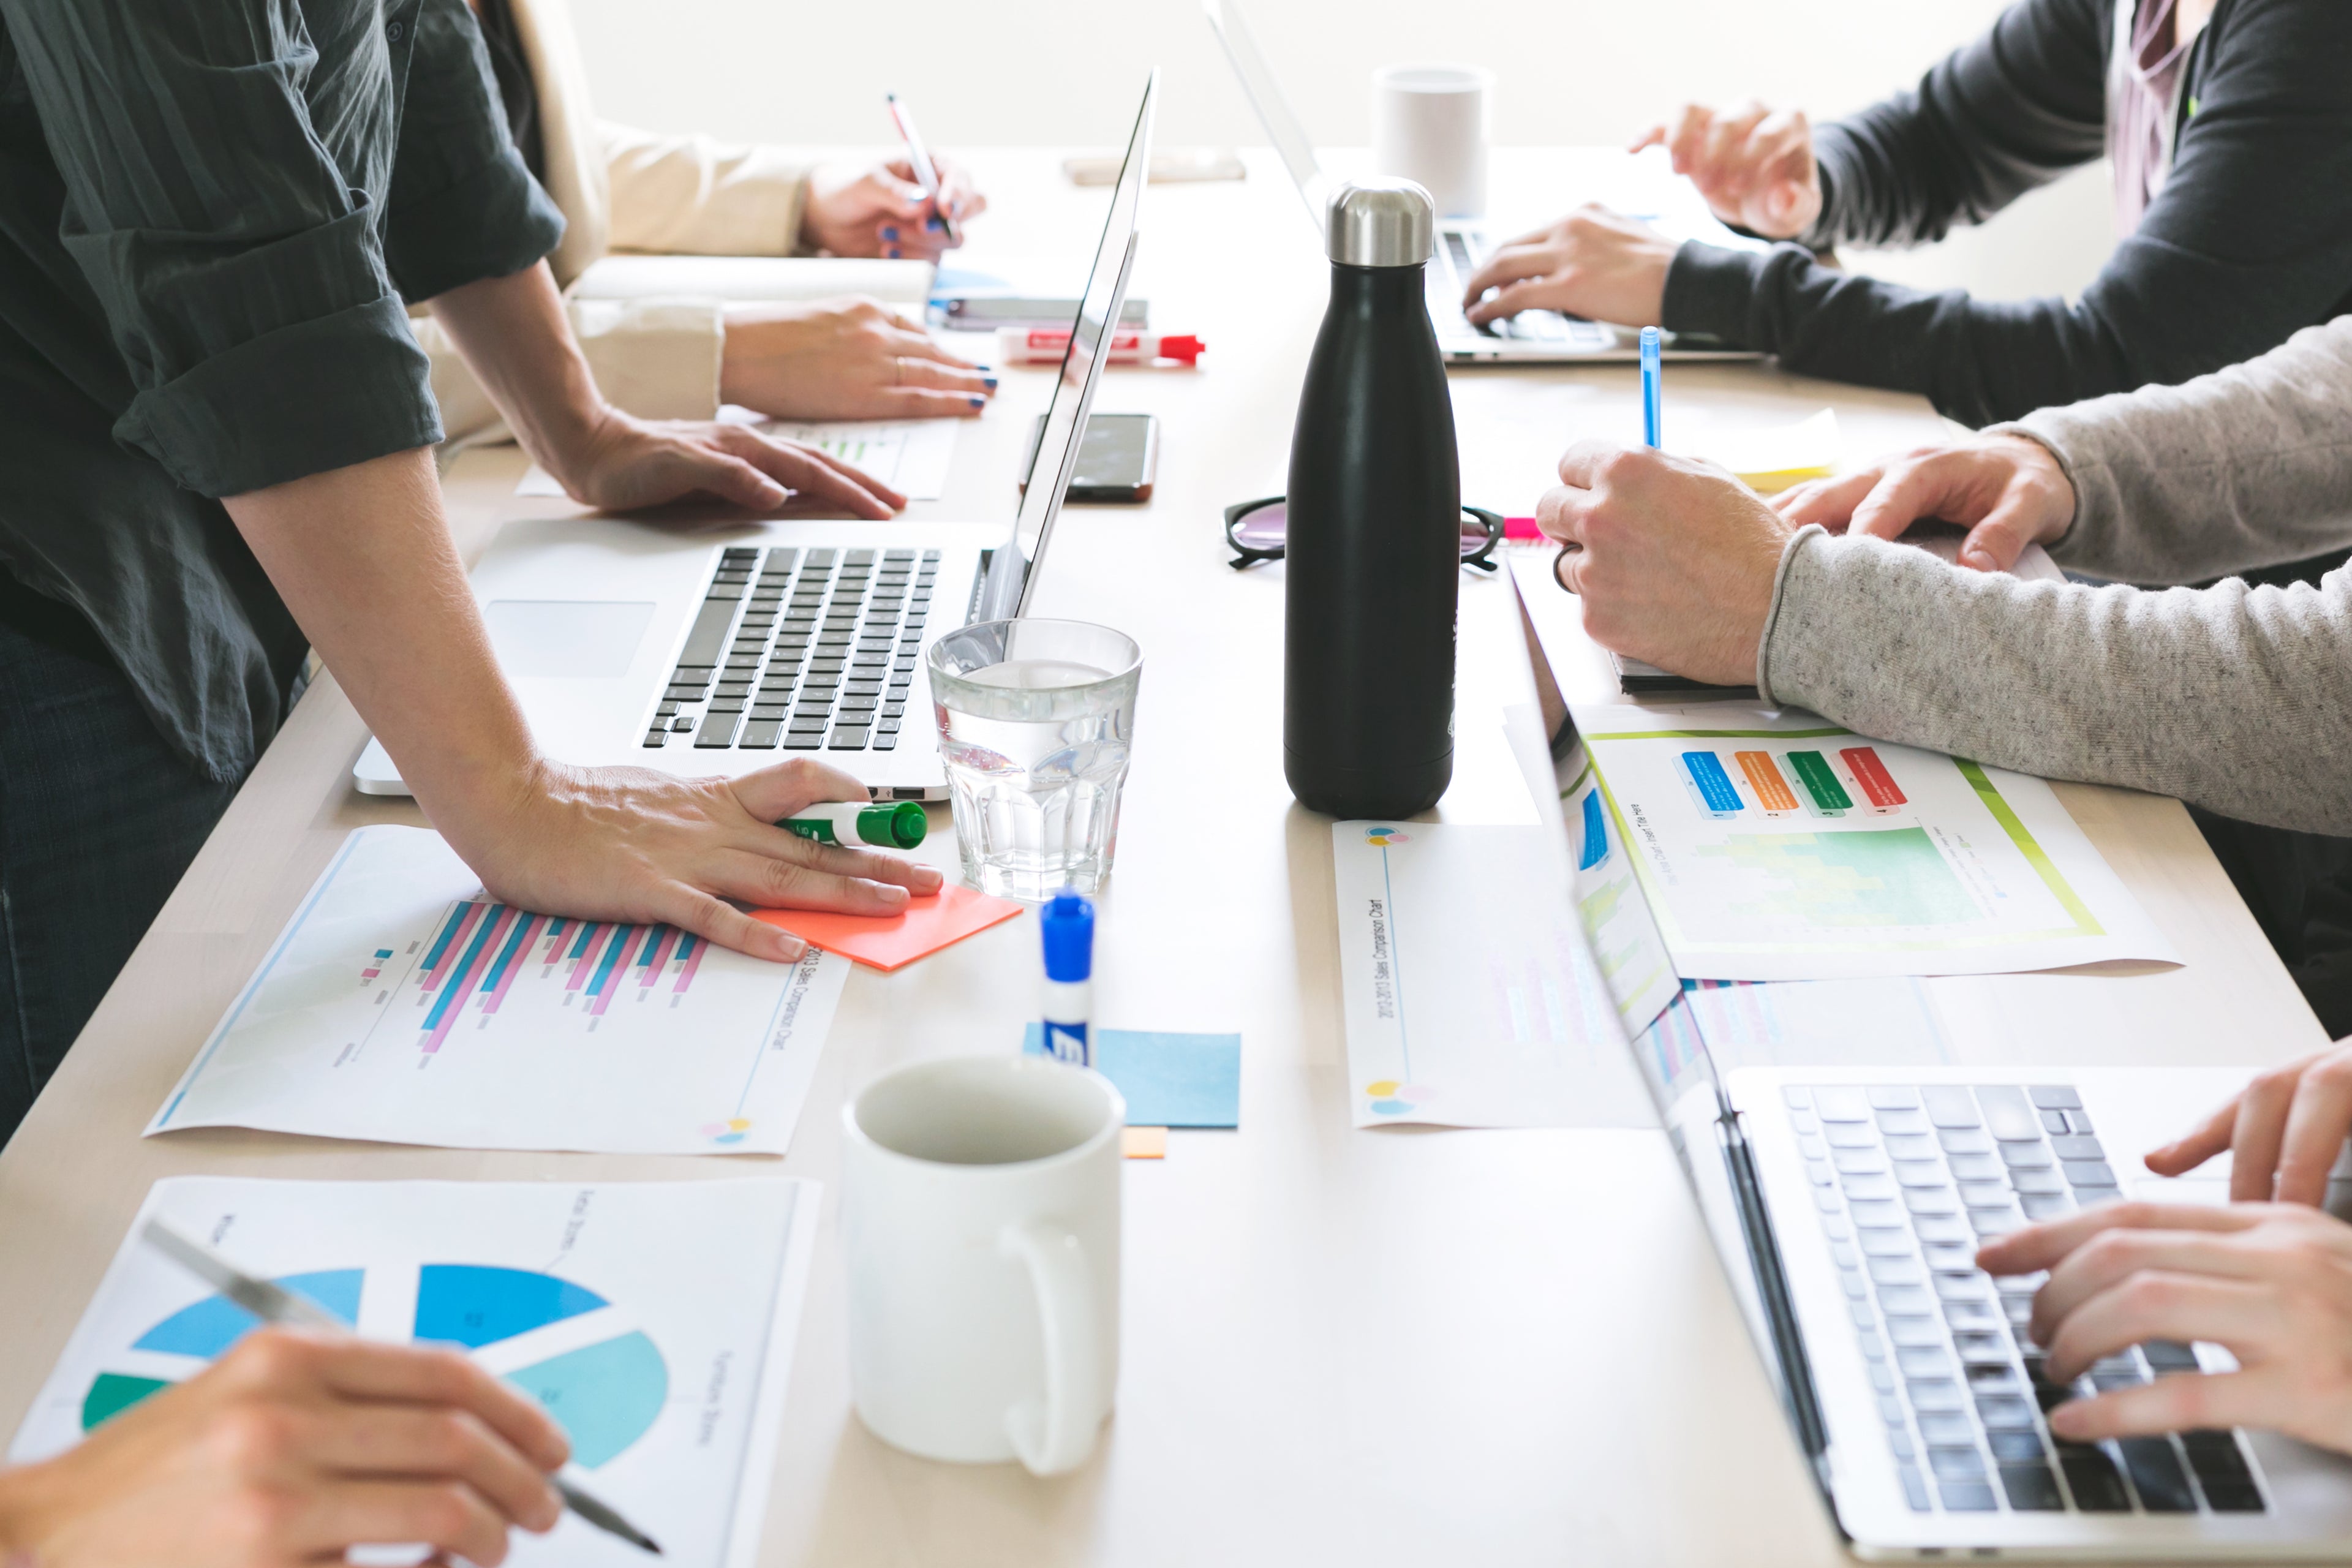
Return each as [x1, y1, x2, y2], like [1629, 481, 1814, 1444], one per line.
[2141, 1046, 2352, 1204]
[1630, 100, 1821, 239]
[1459, 205, 1677, 329]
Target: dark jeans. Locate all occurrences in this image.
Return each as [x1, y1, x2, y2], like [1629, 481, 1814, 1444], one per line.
[2193, 806, 2352, 1041]
[0, 617, 242, 1149]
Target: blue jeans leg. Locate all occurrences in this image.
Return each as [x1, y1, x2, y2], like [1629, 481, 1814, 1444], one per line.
[0, 622, 243, 1148]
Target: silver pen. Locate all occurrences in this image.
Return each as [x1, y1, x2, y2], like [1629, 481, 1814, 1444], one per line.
[141, 1218, 662, 1556]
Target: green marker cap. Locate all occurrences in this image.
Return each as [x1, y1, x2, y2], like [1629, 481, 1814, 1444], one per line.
[860, 801, 928, 849]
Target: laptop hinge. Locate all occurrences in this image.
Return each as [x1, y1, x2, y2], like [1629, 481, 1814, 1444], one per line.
[1719, 1109, 1838, 1503]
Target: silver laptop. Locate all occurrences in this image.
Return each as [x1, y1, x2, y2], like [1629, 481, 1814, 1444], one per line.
[356, 75, 1156, 802]
[1201, 0, 1757, 364]
[1520, 721, 2352, 1550]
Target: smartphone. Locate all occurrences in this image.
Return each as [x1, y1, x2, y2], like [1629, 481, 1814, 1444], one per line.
[938, 296, 1149, 330]
[1022, 412, 1158, 503]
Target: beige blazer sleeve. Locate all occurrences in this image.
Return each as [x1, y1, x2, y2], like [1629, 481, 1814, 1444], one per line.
[598, 121, 815, 257]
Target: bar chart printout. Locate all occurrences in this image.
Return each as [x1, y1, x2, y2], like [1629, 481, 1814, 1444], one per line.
[1571, 700, 2177, 982]
[147, 826, 848, 1153]
[8, 1177, 820, 1568]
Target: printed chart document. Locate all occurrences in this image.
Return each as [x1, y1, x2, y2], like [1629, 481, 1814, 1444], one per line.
[148, 826, 847, 1154]
[10, 1177, 818, 1568]
[1572, 700, 2177, 981]
[1331, 820, 1655, 1129]
[519, 415, 958, 500]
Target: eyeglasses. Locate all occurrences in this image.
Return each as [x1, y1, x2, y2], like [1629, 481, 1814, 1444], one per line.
[1223, 497, 1506, 572]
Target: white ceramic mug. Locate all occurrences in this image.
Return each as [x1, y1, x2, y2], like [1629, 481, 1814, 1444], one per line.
[840, 1055, 1124, 1475]
[1369, 63, 1494, 219]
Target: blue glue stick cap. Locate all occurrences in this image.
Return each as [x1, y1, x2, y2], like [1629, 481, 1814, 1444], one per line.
[1040, 888, 1095, 982]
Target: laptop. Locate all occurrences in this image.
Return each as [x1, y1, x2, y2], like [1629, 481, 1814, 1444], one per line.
[1519, 689, 2352, 1551]
[356, 74, 1157, 802]
[1200, 0, 1757, 365]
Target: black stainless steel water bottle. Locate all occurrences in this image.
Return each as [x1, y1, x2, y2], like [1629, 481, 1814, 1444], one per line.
[1283, 178, 1460, 818]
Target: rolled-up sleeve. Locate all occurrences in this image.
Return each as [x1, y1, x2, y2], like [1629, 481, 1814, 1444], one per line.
[0, 0, 553, 498]
[383, 0, 564, 301]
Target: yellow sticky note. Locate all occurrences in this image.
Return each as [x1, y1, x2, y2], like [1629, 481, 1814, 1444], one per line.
[1122, 1126, 1168, 1159]
[1688, 409, 1841, 494]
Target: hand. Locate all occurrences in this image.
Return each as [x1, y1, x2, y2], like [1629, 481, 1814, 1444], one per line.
[1537, 440, 1790, 685]
[0, 1328, 568, 1567]
[801, 157, 986, 262]
[720, 298, 995, 421]
[1460, 205, 1678, 329]
[1977, 1202, 2352, 1455]
[551, 407, 905, 519]
[1630, 100, 1822, 239]
[1771, 434, 2076, 573]
[2143, 1046, 2352, 1204]
[438, 757, 945, 965]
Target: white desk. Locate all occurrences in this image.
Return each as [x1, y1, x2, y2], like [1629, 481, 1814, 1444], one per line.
[0, 149, 2324, 1567]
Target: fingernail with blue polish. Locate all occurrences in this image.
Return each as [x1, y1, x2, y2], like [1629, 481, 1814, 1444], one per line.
[886, 247, 901, 259]
[880, 225, 899, 241]
[927, 216, 944, 232]
[968, 396, 986, 408]
[982, 377, 998, 390]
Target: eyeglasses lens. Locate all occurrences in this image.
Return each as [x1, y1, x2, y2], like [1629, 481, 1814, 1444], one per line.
[1233, 502, 1492, 558]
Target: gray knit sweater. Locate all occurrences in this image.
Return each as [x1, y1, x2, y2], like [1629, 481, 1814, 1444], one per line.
[1756, 317, 2352, 835]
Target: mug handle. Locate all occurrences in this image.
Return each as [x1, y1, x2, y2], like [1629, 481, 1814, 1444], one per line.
[997, 1218, 1104, 1476]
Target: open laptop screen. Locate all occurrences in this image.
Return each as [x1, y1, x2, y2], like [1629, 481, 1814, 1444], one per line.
[975, 70, 1156, 623]
[1201, 0, 1324, 229]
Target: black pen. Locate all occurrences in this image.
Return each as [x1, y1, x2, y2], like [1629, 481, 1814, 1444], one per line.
[141, 1218, 663, 1556]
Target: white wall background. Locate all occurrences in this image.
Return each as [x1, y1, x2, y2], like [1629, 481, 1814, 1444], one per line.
[569, 0, 2117, 303]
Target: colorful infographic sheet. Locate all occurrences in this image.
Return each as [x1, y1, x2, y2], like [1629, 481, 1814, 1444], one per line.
[1556, 744, 1683, 1035]
[147, 826, 846, 1154]
[1570, 701, 2177, 981]
[10, 1177, 818, 1568]
[1332, 821, 1657, 1129]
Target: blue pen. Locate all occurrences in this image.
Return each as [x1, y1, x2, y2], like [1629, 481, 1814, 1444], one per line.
[1639, 325, 1663, 448]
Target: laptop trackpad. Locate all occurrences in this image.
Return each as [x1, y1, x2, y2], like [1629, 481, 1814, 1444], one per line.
[484, 600, 655, 678]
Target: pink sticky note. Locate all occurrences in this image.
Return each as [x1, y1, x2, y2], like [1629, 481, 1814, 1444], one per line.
[751, 883, 1023, 971]
[1503, 515, 1545, 541]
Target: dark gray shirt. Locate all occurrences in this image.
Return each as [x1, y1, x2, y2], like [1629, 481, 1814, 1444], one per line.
[1663, 0, 2352, 428]
[0, 0, 563, 779]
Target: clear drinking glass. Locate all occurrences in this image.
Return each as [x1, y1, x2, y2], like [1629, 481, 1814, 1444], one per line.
[927, 619, 1142, 900]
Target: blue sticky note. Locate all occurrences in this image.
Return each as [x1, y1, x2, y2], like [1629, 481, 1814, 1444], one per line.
[1021, 1025, 1240, 1128]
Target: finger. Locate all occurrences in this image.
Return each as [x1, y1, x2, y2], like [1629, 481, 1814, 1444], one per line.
[1771, 467, 1884, 530]
[876, 386, 995, 418]
[2274, 1053, 2352, 1205]
[725, 433, 903, 518]
[2144, 1092, 2247, 1176]
[684, 452, 793, 513]
[1665, 104, 1715, 172]
[1976, 1200, 2259, 1278]
[1555, 437, 1643, 492]
[2041, 1270, 2280, 1383]
[1627, 122, 1668, 154]
[741, 428, 909, 507]
[706, 848, 918, 916]
[1536, 483, 1600, 549]
[1460, 243, 1558, 309]
[284, 1479, 518, 1567]
[219, 1332, 570, 1474]
[868, 164, 931, 217]
[879, 217, 954, 263]
[2027, 1227, 2272, 1346]
[1955, 501, 2041, 572]
[886, 329, 985, 372]
[2047, 1367, 2284, 1445]
[727, 756, 873, 818]
[1555, 545, 1591, 597]
[303, 1406, 562, 1534]
[732, 831, 943, 895]
[2232, 1066, 2305, 1202]
[656, 883, 807, 962]
[1463, 274, 1570, 326]
[1695, 102, 1770, 195]
[1845, 458, 1962, 544]
[890, 356, 997, 398]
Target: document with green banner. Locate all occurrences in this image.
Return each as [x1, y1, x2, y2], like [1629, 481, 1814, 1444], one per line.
[1569, 700, 2178, 981]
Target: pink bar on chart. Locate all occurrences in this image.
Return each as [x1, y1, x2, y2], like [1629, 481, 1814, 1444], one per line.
[637, 927, 677, 987]
[423, 902, 488, 989]
[673, 935, 707, 994]
[588, 926, 644, 1017]
[481, 914, 543, 1016]
[565, 924, 607, 990]
[423, 907, 513, 1055]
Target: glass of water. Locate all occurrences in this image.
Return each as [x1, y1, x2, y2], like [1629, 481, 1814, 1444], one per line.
[927, 619, 1142, 900]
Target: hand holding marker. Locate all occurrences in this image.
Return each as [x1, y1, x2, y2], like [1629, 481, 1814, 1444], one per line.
[782, 799, 929, 850]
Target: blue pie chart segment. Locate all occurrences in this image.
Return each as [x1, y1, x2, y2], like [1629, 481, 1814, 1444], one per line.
[132, 1268, 363, 1359]
[415, 1264, 608, 1349]
[506, 1330, 668, 1468]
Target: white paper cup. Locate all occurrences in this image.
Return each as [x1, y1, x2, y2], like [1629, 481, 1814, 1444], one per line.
[1370, 63, 1493, 219]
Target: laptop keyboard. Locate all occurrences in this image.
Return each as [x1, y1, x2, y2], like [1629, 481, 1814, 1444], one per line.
[641, 546, 935, 754]
[1782, 1084, 2269, 1517]
[1436, 232, 1615, 349]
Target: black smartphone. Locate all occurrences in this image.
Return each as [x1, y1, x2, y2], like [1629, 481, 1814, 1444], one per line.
[1023, 412, 1158, 503]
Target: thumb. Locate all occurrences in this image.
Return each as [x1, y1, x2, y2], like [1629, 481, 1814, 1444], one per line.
[872, 168, 930, 217]
[1628, 123, 1667, 154]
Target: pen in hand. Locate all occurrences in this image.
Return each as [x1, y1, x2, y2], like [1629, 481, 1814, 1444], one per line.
[884, 91, 962, 248]
[140, 1218, 665, 1557]
[1640, 325, 1662, 449]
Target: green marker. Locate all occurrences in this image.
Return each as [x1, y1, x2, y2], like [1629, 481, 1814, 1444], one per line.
[783, 799, 928, 849]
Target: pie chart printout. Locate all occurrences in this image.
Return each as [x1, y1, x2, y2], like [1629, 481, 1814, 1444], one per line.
[77, 1264, 666, 1469]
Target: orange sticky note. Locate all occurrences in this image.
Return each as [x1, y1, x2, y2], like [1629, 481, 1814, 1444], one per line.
[751, 883, 1023, 971]
[1121, 1126, 1168, 1159]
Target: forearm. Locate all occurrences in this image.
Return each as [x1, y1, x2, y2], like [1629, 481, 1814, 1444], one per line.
[2004, 317, 2352, 584]
[425, 262, 611, 484]
[224, 449, 538, 832]
[1757, 529, 2352, 834]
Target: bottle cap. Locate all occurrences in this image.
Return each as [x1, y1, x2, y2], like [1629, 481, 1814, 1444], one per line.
[1325, 178, 1435, 269]
[1040, 887, 1095, 982]
[1157, 334, 1205, 365]
[858, 801, 929, 849]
